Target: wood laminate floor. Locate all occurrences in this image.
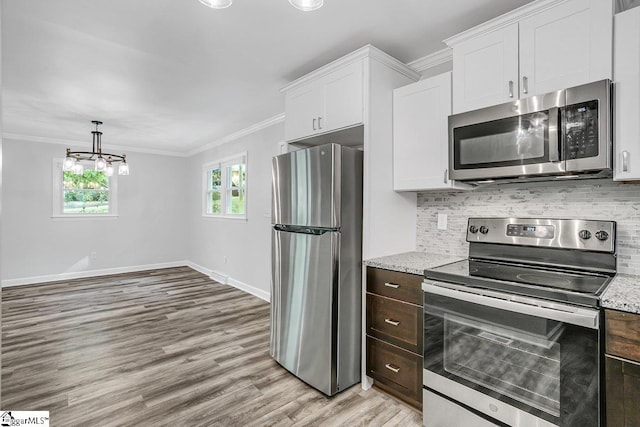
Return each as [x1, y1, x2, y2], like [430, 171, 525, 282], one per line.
[2, 267, 421, 426]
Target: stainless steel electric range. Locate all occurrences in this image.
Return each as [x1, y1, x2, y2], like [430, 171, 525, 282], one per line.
[422, 218, 616, 427]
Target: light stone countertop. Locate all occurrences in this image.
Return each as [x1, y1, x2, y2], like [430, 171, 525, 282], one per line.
[363, 251, 464, 276]
[365, 252, 640, 315]
[601, 274, 640, 315]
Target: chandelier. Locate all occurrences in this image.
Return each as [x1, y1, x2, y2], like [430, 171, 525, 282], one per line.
[198, 0, 323, 11]
[63, 121, 130, 177]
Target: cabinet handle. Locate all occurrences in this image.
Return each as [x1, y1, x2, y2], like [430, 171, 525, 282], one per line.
[384, 282, 399, 289]
[623, 150, 630, 172]
[385, 363, 400, 373]
[444, 169, 448, 184]
[522, 76, 529, 94]
[318, 116, 323, 129]
[384, 318, 400, 326]
[508, 80, 514, 98]
[313, 118, 317, 131]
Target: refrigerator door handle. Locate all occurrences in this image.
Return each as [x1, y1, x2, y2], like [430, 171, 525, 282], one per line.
[273, 224, 337, 235]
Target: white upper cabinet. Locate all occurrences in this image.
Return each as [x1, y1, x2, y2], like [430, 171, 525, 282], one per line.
[321, 61, 364, 134]
[613, 7, 640, 181]
[451, 24, 519, 114]
[448, 0, 613, 114]
[519, 0, 612, 97]
[393, 72, 470, 191]
[284, 84, 321, 143]
[283, 60, 364, 142]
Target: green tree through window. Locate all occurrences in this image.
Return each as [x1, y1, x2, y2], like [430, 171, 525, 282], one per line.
[203, 154, 246, 218]
[63, 170, 110, 214]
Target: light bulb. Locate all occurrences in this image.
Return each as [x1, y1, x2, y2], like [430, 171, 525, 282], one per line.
[289, 0, 323, 11]
[118, 162, 130, 176]
[63, 156, 76, 171]
[198, 0, 232, 8]
[73, 162, 84, 175]
[95, 157, 107, 171]
[105, 162, 114, 177]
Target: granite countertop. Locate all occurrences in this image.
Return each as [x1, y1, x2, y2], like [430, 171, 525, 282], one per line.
[365, 251, 640, 315]
[601, 274, 640, 315]
[364, 251, 463, 276]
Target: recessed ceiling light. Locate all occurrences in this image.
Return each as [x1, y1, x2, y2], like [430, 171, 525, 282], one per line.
[288, 0, 323, 11]
[198, 0, 233, 9]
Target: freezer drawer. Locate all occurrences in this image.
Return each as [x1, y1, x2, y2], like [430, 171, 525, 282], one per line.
[270, 228, 339, 395]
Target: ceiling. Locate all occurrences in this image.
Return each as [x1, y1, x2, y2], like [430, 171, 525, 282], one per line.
[2, 0, 534, 156]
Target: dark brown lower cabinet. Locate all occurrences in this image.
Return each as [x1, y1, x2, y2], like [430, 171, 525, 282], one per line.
[367, 336, 422, 408]
[366, 266, 423, 409]
[606, 355, 640, 427]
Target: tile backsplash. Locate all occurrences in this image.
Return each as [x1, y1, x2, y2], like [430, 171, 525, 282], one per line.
[416, 179, 640, 275]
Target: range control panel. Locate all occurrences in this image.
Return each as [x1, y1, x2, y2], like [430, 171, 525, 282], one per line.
[506, 224, 555, 239]
[467, 218, 615, 252]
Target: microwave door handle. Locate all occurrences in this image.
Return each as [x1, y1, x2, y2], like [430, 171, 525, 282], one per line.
[548, 107, 561, 162]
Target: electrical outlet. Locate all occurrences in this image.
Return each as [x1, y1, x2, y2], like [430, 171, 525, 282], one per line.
[437, 213, 448, 231]
[223, 256, 228, 264]
[90, 251, 97, 261]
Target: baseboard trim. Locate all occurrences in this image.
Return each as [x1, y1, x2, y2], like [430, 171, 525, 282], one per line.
[184, 261, 213, 277]
[188, 262, 271, 302]
[3, 261, 272, 303]
[228, 277, 270, 302]
[1, 261, 189, 287]
[179, 262, 269, 302]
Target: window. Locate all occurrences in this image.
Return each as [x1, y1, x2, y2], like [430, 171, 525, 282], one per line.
[53, 159, 118, 217]
[203, 154, 247, 218]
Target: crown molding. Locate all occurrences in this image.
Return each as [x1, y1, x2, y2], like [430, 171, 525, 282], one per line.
[407, 48, 453, 73]
[367, 45, 422, 81]
[2, 132, 187, 157]
[444, 0, 568, 47]
[280, 44, 420, 93]
[186, 113, 285, 157]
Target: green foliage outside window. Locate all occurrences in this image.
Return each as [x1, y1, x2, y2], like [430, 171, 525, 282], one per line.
[63, 170, 110, 214]
[227, 163, 245, 215]
[205, 159, 246, 217]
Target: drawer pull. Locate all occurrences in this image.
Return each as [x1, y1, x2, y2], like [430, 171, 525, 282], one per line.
[384, 282, 400, 289]
[384, 318, 400, 326]
[385, 363, 400, 373]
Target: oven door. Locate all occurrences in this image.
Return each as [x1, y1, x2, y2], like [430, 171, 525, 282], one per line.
[449, 90, 564, 181]
[423, 281, 601, 427]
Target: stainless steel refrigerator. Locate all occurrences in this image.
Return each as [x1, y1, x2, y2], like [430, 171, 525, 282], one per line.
[270, 143, 363, 396]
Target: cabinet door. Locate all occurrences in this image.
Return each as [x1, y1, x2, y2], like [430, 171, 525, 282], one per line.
[393, 73, 469, 191]
[321, 60, 364, 134]
[614, 7, 640, 181]
[452, 24, 518, 114]
[519, 0, 612, 98]
[606, 356, 640, 427]
[284, 82, 321, 142]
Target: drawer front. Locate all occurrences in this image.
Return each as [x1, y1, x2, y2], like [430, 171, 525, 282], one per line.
[606, 309, 640, 362]
[366, 336, 422, 407]
[366, 293, 422, 354]
[366, 267, 423, 305]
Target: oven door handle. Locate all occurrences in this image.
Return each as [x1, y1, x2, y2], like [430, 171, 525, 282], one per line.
[423, 281, 599, 329]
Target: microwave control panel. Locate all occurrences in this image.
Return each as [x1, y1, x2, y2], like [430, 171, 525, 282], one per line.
[564, 100, 599, 159]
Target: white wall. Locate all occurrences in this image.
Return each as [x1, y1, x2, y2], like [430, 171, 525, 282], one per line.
[186, 123, 283, 301]
[1, 138, 189, 283]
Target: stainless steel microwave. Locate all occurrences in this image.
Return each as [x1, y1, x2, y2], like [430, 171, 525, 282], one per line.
[449, 79, 612, 183]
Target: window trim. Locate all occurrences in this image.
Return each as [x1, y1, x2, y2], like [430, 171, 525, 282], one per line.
[52, 158, 119, 218]
[202, 152, 247, 220]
